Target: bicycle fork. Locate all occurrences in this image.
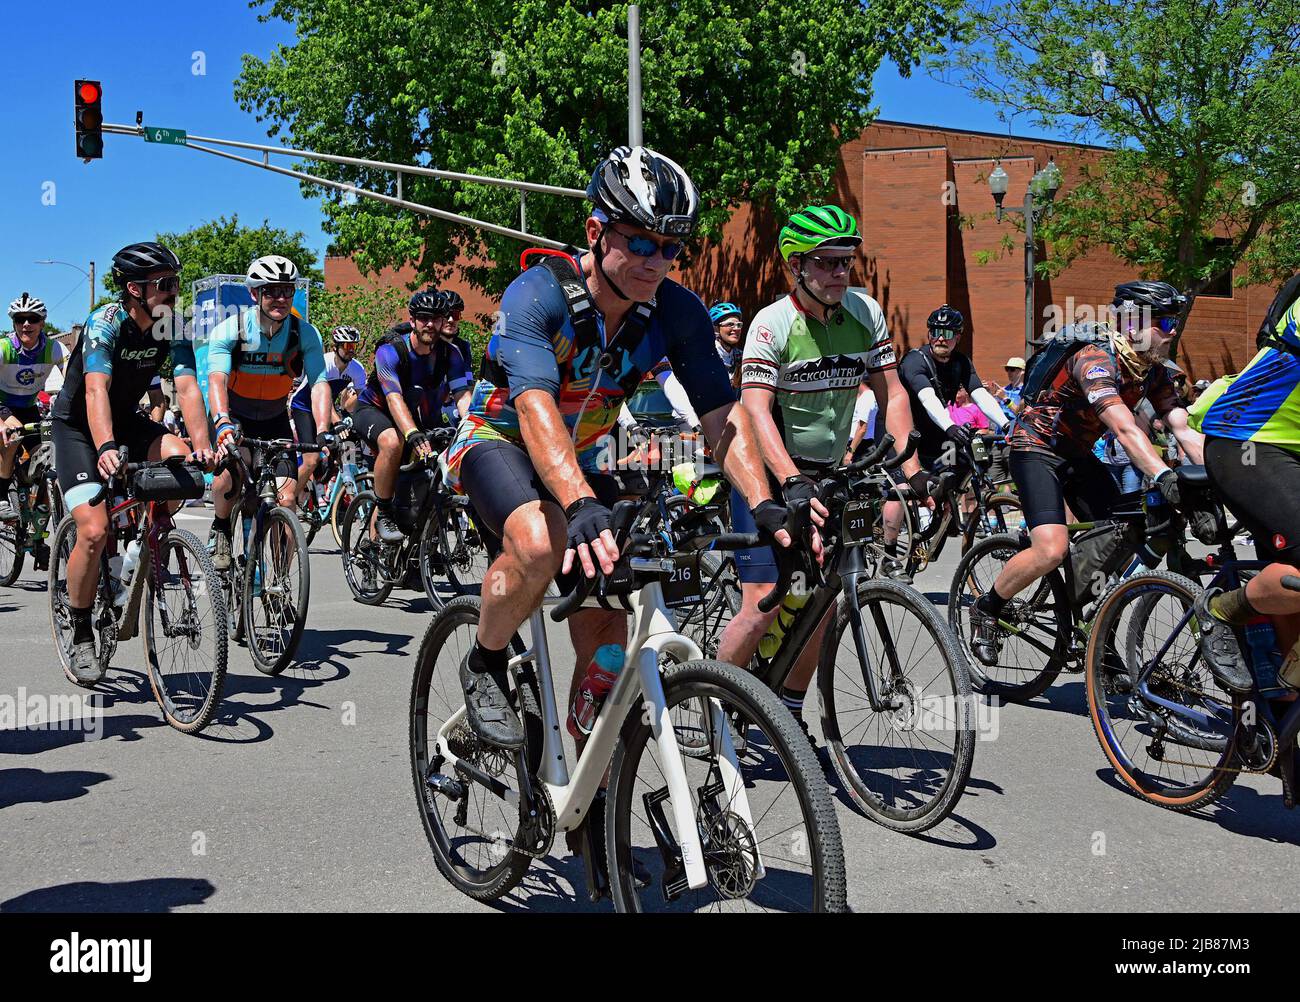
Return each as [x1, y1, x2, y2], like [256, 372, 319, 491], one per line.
[840, 556, 904, 714]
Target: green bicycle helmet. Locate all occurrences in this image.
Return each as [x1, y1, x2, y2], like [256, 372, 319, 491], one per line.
[779, 205, 862, 261]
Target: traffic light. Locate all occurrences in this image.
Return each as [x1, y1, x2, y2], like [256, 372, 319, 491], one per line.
[75, 79, 103, 160]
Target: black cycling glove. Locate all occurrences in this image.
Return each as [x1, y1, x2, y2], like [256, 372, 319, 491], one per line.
[1155, 468, 1181, 508]
[945, 423, 974, 448]
[565, 496, 614, 552]
[781, 474, 819, 509]
[751, 499, 790, 538]
[907, 470, 936, 499]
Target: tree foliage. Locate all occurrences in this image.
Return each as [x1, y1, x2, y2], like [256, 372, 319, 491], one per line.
[144, 214, 323, 296]
[236, 0, 961, 296]
[937, 0, 1300, 329]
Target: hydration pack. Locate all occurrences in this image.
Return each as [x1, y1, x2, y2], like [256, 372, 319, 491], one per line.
[1018, 322, 1115, 409]
[1256, 273, 1300, 357]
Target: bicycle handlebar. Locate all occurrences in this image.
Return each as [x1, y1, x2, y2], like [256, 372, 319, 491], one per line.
[1283, 575, 1300, 593]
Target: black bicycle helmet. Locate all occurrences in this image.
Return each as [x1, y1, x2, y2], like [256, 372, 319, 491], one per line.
[587, 145, 700, 238]
[111, 241, 181, 284]
[440, 290, 464, 312]
[1112, 280, 1185, 317]
[409, 289, 444, 317]
[927, 304, 965, 335]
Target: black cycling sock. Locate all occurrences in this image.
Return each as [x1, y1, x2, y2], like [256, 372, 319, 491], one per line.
[779, 686, 806, 721]
[211, 514, 232, 537]
[977, 584, 1010, 617]
[375, 494, 395, 512]
[469, 640, 511, 694]
[1209, 586, 1258, 626]
[883, 540, 899, 558]
[70, 605, 93, 645]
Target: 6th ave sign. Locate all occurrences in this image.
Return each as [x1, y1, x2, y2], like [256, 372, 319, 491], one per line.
[142, 126, 187, 145]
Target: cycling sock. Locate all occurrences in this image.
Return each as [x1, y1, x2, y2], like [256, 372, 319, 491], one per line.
[70, 605, 93, 645]
[1208, 586, 1258, 626]
[469, 640, 511, 695]
[883, 540, 899, 558]
[977, 584, 1010, 617]
[779, 686, 806, 721]
[211, 514, 232, 537]
[375, 494, 395, 512]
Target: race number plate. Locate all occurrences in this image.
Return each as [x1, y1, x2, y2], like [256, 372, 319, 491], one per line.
[842, 498, 876, 545]
[661, 554, 704, 608]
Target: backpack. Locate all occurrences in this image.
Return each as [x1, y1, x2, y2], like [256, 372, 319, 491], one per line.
[1256, 273, 1300, 356]
[376, 322, 413, 388]
[1018, 322, 1116, 409]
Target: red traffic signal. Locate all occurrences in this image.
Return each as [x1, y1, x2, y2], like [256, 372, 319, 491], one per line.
[74, 78, 103, 160]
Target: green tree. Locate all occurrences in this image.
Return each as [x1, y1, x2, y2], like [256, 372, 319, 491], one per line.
[310, 283, 412, 358]
[236, 0, 960, 296]
[939, 0, 1300, 347]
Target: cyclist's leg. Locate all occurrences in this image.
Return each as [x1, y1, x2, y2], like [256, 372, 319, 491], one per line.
[351, 402, 403, 540]
[458, 440, 568, 747]
[715, 486, 780, 669]
[290, 406, 319, 500]
[0, 405, 39, 517]
[1205, 437, 1300, 674]
[53, 418, 111, 679]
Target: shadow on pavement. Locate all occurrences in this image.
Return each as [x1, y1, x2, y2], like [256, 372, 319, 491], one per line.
[0, 767, 111, 808]
[0, 714, 163, 754]
[1094, 767, 1300, 847]
[2, 877, 216, 912]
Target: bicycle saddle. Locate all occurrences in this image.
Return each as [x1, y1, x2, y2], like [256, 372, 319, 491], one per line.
[1175, 465, 1209, 487]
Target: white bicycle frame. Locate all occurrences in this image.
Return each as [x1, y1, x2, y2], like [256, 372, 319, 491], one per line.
[432, 565, 764, 892]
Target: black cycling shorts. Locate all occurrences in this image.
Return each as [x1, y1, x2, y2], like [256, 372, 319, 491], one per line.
[290, 407, 319, 448]
[212, 412, 298, 480]
[53, 412, 171, 510]
[459, 439, 620, 566]
[351, 402, 398, 456]
[1205, 436, 1300, 565]
[1010, 448, 1122, 530]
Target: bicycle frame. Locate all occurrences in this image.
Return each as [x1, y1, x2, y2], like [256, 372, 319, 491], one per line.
[431, 575, 761, 892]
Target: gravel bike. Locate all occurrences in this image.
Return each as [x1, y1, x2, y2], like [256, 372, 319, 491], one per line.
[49, 449, 227, 733]
[295, 419, 371, 548]
[0, 421, 63, 585]
[410, 477, 846, 912]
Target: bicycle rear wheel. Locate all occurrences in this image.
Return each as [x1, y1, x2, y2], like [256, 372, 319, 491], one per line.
[144, 528, 229, 733]
[330, 472, 371, 549]
[607, 659, 846, 913]
[439, 499, 490, 600]
[949, 532, 1069, 702]
[297, 484, 324, 547]
[1086, 571, 1237, 810]
[340, 491, 395, 605]
[243, 506, 310, 675]
[410, 596, 539, 900]
[820, 578, 975, 832]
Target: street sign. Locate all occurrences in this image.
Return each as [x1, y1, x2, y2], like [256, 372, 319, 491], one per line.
[142, 126, 187, 146]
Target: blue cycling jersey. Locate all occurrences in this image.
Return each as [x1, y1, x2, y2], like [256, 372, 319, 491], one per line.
[207, 309, 327, 421]
[357, 333, 472, 429]
[290, 350, 366, 413]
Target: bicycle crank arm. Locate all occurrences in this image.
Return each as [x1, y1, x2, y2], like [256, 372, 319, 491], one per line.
[1140, 707, 1229, 755]
[996, 619, 1057, 661]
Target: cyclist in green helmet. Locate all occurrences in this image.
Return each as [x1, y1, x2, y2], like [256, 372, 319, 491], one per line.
[717, 203, 925, 741]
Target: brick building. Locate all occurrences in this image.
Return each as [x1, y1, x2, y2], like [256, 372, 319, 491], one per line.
[325, 119, 1272, 380]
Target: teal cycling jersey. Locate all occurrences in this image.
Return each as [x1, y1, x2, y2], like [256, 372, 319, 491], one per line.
[207, 309, 327, 421]
[0, 333, 66, 413]
[51, 302, 197, 429]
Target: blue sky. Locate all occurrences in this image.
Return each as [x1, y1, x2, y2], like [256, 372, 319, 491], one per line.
[5, 1, 1052, 331]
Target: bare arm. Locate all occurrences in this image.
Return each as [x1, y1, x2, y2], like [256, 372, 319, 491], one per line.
[454, 388, 470, 422]
[1099, 404, 1168, 478]
[515, 389, 597, 510]
[739, 386, 801, 482]
[174, 375, 210, 451]
[85, 372, 116, 452]
[311, 382, 332, 434]
[700, 400, 773, 510]
[208, 372, 231, 423]
[384, 391, 420, 440]
[1164, 407, 1204, 465]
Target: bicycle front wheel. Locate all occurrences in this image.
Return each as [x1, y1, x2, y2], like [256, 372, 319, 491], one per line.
[819, 578, 975, 832]
[439, 499, 490, 600]
[340, 491, 395, 605]
[1085, 571, 1237, 811]
[949, 532, 1069, 702]
[607, 659, 846, 913]
[243, 506, 310, 675]
[0, 486, 25, 586]
[144, 528, 229, 733]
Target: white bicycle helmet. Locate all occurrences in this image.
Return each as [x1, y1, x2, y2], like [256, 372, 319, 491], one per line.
[331, 325, 361, 344]
[245, 255, 299, 289]
[8, 292, 47, 319]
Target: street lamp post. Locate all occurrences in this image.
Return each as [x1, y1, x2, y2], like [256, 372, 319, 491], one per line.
[34, 259, 96, 314]
[988, 157, 1062, 359]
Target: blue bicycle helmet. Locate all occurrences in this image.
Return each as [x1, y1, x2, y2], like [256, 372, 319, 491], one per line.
[709, 302, 742, 325]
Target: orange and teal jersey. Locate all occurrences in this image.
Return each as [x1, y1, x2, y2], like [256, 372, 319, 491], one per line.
[444, 253, 734, 491]
[207, 308, 326, 421]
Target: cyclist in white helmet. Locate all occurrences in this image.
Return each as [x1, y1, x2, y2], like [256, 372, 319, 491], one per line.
[0, 292, 68, 520]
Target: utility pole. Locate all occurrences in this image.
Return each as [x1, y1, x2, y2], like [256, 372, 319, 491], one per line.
[628, 5, 643, 146]
[88, 261, 95, 312]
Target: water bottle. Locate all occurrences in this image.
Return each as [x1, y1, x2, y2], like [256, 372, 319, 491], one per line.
[1243, 617, 1280, 691]
[114, 540, 142, 607]
[567, 644, 624, 739]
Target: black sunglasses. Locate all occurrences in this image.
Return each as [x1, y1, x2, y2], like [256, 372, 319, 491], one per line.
[12, 314, 43, 326]
[141, 276, 181, 293]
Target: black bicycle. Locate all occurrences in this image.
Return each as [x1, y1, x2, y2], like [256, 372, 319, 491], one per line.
[948, 467, 1211, 703]
[0, 421, 63, 585]
[676, 433, 976, 834]
[216, 436, 316, 675]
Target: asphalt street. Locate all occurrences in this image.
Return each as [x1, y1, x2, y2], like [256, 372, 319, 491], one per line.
[1, 505, 1297, 913]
